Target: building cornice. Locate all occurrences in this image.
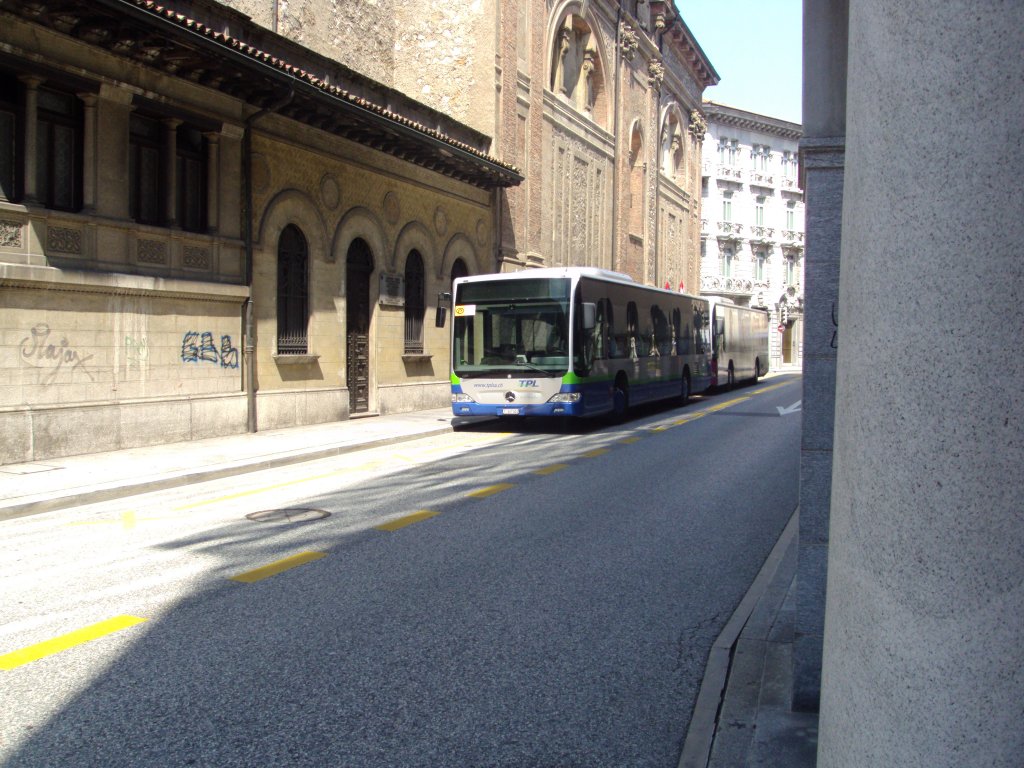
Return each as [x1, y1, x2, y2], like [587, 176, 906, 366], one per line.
[649, 1, 720, 90]
[703, 101, 803, 140]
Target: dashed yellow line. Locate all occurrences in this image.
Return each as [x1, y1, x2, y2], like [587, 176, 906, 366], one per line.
[0, 615, 147, 671]
[673, 413, 706, 426]
[177, 472, 340, 510]
[375, 510, 440, 531]
[752, 381, 791, 394]
[468, 483, 515, 499]
[534, 463, 569, 476]
[582, 448, 609, 458]
[703, 396, 751, 413]
[66, 511, 166, 529]
[619, 436, 643, 443]
[229, 551, 327, 584]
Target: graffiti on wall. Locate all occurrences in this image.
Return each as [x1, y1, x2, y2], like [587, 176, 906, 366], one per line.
[19, 324, 96, 384]
[124, 335, 149, 369]
[181, 332, 239, 369]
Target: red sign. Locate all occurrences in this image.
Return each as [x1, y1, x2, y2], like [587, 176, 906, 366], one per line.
[778, 324, 786, 333]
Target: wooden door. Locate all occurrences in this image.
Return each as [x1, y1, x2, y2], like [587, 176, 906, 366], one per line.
[346, 239, 373, 414]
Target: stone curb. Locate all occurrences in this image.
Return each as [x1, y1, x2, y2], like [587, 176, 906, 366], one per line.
[678, 507, 800, 768]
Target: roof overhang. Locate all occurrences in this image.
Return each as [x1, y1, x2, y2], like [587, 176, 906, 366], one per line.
[0, 0, 523, 190]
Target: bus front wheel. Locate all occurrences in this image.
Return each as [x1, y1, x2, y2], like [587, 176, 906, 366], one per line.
[612, 376, 629, 422]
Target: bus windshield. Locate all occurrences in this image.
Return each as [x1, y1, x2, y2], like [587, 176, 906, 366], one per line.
[453, 279, 571, 378]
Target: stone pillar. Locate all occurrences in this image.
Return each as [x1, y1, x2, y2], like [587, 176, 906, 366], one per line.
[164, 118, 181, 228]
[95, 84, 133, 219]
[817, 1, 1024, 766]
[19, 76, 42, 204]
[792, 0, 847, 713]
[78, 92, 98, 212]
[204, 131, 220, 234]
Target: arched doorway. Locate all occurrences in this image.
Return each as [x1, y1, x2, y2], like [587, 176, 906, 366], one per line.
[346, 238, 373, 414]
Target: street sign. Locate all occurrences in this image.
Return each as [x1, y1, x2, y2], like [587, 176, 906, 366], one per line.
[778, 324, 785, 333]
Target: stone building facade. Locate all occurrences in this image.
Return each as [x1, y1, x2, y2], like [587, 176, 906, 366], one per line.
[0, 0, 520, 464]
[493, 1, 716, 290]
[700, 101, 804, 371]
[0, 0, 716, 464]
[257, 0, 717, 286]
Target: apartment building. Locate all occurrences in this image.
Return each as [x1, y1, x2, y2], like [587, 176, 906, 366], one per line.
[700, 101, 804, 370]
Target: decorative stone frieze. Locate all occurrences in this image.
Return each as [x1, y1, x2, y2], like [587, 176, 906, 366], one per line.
[137, 239, 167, 264]
[688, 110, 707, 141]
[183, 245, 211, 270]
[648, 60, 665, 90]
[0, 220, 23, 248]
[620, 22, 639, 61]
[47, 226, 82, 254]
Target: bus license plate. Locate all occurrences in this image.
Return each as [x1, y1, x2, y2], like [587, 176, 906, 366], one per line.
[501, 408, 521, 416]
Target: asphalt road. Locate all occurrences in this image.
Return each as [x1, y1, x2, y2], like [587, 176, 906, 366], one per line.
[0, 376, 802, 768]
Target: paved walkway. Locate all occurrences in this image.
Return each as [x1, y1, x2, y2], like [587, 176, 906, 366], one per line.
[0, 408, 462, 521]
[1, 404, 818, 767]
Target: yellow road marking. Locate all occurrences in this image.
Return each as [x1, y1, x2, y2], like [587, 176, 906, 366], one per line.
[468, 483, 514, 499]
[0, 615, 147, 671]
[534, 463, 569, 476]
[620, 436, 643, 443]
[229, 551, 327, 583]
[673, 413, 706, 426]
[703, 396, 751, 413]
[375, 510, 440, 531]
[752, 381, 791, 394]
[66, 511, 175, 529]
[176, 473, 340, 510]
[582, 448, 609, 458]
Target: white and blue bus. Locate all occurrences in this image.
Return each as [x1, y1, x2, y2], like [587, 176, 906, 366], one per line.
[706, 299, 771, 388]
[450, 268, 713, 420]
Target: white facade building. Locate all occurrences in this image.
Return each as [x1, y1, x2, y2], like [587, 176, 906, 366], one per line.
[700, 102, 804, 371]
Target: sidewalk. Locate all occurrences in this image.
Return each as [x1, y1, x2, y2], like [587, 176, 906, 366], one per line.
[0, 406, 818, 767]
[0, 407, 466, 521]
[680, 507, 819, 768]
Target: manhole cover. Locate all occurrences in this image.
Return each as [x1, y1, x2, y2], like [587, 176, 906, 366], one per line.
[246, 508, 331, 524]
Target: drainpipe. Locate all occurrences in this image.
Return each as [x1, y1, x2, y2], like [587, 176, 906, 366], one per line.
[611, 5, 622, 273]
[243, 87, 293, 433]
[652, 14, 667, 287]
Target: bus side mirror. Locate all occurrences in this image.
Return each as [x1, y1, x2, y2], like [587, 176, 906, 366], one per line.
[435, 291, 451, 328]
[582, 302, 597, 331]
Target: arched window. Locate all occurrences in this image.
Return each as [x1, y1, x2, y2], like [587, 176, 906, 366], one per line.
[404, 250, 425, 354]
[277, 224, 309, 354]
[661, 111, 683, 180]
[550, 13, 606, 124]
[450, 257, 469, 285]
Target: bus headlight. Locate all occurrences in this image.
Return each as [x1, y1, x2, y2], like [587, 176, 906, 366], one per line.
[547, 392, 582, 403]
[452, 393, 476, 403]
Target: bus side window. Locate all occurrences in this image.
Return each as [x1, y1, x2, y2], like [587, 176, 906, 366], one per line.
[627, 301, 640, 359]
[693, 307, 707, 354]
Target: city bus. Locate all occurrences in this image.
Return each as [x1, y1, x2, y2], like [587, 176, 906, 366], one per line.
[706, 298, 770, 388]
[450, 267, 713, 420]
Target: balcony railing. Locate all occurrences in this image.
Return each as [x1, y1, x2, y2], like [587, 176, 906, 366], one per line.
[781, 230, 805, 243]
[717, 221, 744, 235]
[702, 275, 756, 295]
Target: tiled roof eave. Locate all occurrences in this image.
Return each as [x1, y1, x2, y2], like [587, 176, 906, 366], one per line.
[12, 0, 523, 189]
